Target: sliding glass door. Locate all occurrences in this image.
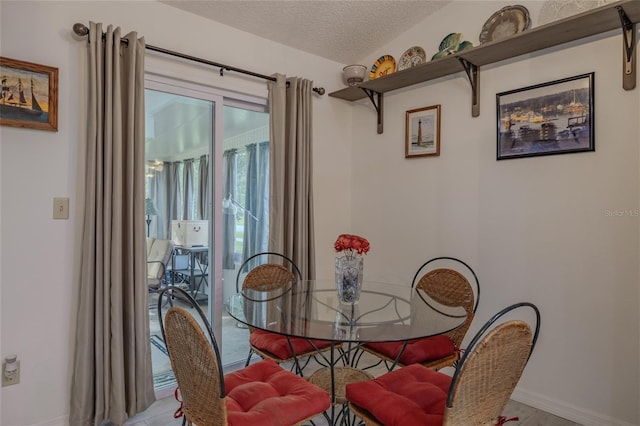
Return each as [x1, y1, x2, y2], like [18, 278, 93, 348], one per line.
[219, 104, 270, 370]
[144, 84, 215, 396]
[144, 75, 268, 396]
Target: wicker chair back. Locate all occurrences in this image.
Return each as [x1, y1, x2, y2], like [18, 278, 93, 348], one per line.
[163, 304, 227, 425]
[235, 252, 302, 292]
[416, 268, 475, 348]
[444, 302, 540, 425]
[243, 263, 296, 291]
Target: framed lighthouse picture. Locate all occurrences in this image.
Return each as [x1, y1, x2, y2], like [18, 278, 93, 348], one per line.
[405, 104, 440, 158]
[0, 57, 58, 131]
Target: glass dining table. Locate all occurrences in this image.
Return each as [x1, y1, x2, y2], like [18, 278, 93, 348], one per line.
[226, 279, 467, 424]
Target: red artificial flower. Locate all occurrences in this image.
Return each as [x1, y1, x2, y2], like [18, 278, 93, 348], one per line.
[334, 234, 370, 256]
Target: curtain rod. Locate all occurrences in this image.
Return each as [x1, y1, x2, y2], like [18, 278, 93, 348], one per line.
[72, 23, 325, 96]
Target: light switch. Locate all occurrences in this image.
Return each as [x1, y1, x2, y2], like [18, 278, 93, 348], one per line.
[53, 197, 69, 219]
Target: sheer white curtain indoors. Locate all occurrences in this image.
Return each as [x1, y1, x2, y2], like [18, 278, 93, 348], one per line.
[70, 22, 154, 425]
[268, 74, 316, 279]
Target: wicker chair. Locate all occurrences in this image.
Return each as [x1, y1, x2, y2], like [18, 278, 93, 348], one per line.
[157, 286, 331, 426]
[236, 252, 334, 375]
[359, 256, 479, 371]
[346, 302, 541, 426]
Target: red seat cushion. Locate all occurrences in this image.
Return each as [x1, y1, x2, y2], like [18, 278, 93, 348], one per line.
[365, 335, 455, 365]
[250, 329, 333, 360]
[346, 364, 451, 426]
[225, 359, 330, 426]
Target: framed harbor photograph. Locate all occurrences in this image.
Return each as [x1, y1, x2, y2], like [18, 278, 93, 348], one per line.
[405, 104, 440, 158]
[0, 57, 58, 131]
[497, 73, 594, 160]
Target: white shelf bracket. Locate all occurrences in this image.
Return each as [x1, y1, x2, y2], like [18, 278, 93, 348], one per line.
[362, 88, 384, 134]
[459, 58, 480, 117]
[617, 6, 636, 90]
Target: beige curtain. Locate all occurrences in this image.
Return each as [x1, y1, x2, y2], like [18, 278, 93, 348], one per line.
[268, 74, 316, 279]
[70, 22, 154, 425]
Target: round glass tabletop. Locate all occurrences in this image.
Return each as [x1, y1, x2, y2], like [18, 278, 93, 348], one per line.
[227, 279, 467, 343]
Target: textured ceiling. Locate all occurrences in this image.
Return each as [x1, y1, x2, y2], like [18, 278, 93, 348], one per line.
[159, 0, 447, 64]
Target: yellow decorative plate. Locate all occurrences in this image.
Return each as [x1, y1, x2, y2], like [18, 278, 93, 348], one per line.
[369, 55, 396, 79]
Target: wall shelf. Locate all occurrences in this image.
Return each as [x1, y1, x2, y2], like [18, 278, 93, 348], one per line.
[329, 0, 639, 134]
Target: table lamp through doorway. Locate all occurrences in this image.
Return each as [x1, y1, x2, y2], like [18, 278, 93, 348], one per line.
[145, 198, 157, 237]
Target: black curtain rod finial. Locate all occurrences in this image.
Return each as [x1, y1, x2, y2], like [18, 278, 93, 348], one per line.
[73, 22, 89, 37]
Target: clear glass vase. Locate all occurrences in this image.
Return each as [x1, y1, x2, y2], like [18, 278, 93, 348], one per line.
[334, 302, 360, 339]
[335, 255, 364, 304]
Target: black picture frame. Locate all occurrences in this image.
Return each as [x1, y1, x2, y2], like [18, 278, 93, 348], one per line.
[496, 72, 594, 160]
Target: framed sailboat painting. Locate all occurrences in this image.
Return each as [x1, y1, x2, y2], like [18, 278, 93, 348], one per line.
[0, 57, 58, 131]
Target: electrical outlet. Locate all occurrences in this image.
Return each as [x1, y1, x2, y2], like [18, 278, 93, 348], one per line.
[2, 359, 20, 387]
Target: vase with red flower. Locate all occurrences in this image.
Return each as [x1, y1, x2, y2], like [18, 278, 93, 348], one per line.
[334, 234, 370, 304]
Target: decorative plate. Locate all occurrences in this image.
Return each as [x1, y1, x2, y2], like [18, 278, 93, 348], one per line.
[439, 33, 463, 52]
[369, 55, 396, 79]
[538, 0, 603, 26]
[431, 33, 473, 60]
[397, 46, 426, 71]
[479, 5, 531, 44]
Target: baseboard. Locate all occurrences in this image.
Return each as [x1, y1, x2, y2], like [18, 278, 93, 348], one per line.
[31, 414, 67, 426]
[512, 388, 637, 426]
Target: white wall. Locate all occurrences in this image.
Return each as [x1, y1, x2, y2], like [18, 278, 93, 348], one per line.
[0, 1, 352, 425]
[350, 2, 640, 425]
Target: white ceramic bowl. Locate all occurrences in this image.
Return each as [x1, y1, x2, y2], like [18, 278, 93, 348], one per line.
[343, 65, 367, 86]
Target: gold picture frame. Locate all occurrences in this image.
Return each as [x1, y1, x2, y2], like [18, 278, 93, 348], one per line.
[0, 57, 58, 131]
[405, 104, 440, 158]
